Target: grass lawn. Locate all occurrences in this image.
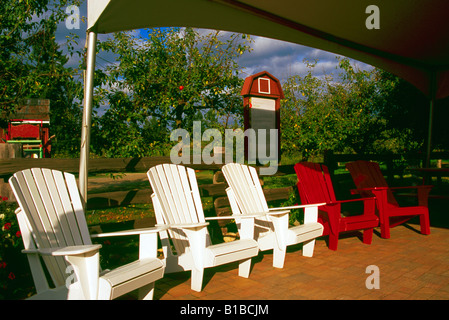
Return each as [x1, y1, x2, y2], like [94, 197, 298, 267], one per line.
[85, 170, 216, 226]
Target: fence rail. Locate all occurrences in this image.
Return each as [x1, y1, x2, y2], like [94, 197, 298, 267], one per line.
[1, 152, 447, 210]
[2, 151, 446, 177]
[0, 157, 296, 211]
[323, 150, 449, 175]
[0, 156, 214, 176]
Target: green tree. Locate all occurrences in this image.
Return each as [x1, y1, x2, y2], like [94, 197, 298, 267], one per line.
[93, 28, 252, 157]
[374, 70, 433, 153]
[0, 0, 84, 157]
[280, 57, 415, 160]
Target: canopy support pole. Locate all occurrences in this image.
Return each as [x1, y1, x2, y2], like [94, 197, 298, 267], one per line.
[425, 71, 437, 169]
[79, 31, 97, 205]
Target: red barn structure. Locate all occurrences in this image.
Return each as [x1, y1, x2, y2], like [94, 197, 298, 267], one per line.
[241, 71, 283, 163]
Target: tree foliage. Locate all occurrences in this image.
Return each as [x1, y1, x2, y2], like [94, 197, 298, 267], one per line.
[0, 0, 84, 156]
[280, 57, 430, 160]
[92, 28, 252, 157]
[1, 4, 443, 161]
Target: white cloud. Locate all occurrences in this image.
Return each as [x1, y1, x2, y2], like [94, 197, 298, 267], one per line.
[237, 35, 344, 82]
[237, 34, 375, 84]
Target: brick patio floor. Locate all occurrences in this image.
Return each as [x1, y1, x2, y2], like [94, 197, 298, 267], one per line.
[150, 222, 449, 301]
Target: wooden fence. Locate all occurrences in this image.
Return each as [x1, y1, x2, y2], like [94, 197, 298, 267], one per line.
[324, 150, 449, 176]
[1, 151, 447, 211]
[0, 157, 296, 217]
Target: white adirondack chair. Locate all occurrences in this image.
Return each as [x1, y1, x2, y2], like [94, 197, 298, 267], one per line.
[9, 168, 166, 300]
[222, 163, 325, 269]
[147, 164, 259, 292]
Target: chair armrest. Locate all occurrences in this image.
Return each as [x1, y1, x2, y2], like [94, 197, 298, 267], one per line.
[388, 185, 433, 191]
[350, 187, 384, 195]
[269, 203, 325, 224]
[168, 222, 209, 230]
[268, 203, 326, 211]
[90, 226, 168, 238]
[367, 185, 431, 207]
[265, 206, 322, 248]
[323, 197, 376, 217]
[30, 244, 102, 257]
[35, 245, 102, 299]
[91, 226, 169, 260]
[332, 197, 375, 204]
[351, 185, 433, 194]
[205, 213, 266, 220]
[165, 222, 210, 271]
[265, 209, 290, 217]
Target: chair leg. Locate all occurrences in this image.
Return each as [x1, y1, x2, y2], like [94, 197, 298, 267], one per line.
[66, 252, 100, 300]
[328, 233, 339, 251]
[380, 216, 391, 239]
[363, 228, 374, 244]
[420, 214, 431, 235]
[273, 247, 286, 268]
[302, 239, 316, 257]
[97, 278, 112, 300]
[191, 268, 204, 292]
[380, 225, 390, 238]
[238, 258, 252, 278]
[138, 282, 155, 300]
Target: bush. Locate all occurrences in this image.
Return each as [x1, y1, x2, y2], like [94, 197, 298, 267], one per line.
[0, 197, 33, 299]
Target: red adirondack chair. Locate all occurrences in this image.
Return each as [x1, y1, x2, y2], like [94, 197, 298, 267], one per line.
[294, 162, 378, 251]
[345, 160, 432, 239]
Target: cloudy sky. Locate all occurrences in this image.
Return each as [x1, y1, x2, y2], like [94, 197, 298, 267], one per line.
[55, 2, 372, 85]
[237, 36, 350, 81]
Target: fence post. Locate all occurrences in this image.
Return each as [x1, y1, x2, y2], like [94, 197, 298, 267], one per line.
[386, 159, 394, 184]
[323, 150, 336, 175]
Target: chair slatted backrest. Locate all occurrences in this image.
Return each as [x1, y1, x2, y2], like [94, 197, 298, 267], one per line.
[9, 168, 92, 287]
[147, 164, 210, 255]
[222, 163, 269, 215]
[346, 160, 398, 206]
[294, 162, 337, 204]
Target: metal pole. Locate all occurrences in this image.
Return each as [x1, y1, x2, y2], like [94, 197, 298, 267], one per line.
[425, 98, 434, 169]
[79, 31, 97, 205]
[425, 71, 437, 169]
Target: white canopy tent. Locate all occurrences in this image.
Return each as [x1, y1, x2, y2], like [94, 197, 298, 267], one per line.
[81, 0, 449, 202]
